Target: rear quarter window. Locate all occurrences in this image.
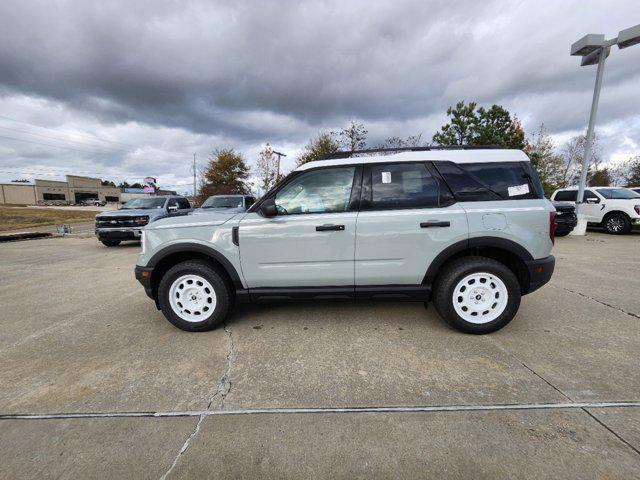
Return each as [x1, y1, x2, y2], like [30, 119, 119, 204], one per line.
[434, 161, 543, 201]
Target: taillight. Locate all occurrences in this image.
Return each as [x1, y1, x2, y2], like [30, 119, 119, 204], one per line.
[549, 211, 556, 244]
[635, 205, 640, 215]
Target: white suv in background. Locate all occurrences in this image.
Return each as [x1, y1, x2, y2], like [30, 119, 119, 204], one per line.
[551, 186, 640, 234]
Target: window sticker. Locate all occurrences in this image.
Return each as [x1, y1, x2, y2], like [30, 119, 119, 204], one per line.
[507, 184, 530, 196]
[381, 171, 392, 184]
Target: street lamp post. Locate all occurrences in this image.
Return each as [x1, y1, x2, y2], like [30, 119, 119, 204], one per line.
[570, 24, 640, 234]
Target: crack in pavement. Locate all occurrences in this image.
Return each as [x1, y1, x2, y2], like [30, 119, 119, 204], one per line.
[562, 287, 640, 319]
[159, 321, 235, 480]
[519, 362, 573, 402]
[582, 408, 640, 457]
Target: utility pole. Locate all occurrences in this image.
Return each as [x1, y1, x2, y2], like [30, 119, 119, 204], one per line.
[272, 150, 287, 180]
[192, 153, 197, 197]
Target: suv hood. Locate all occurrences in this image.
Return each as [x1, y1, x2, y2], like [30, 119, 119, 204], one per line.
[146, 211, 240, 230]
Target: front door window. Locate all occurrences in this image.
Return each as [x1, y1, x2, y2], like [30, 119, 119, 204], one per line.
[274, 167, 355, 215]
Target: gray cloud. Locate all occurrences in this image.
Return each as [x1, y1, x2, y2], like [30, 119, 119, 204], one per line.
[0, 0, 639, 185]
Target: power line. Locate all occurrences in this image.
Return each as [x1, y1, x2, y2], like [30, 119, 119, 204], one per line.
[0, 114, 140, 149]
[0, 114, 197, 157]
[0, 125, 132, 154]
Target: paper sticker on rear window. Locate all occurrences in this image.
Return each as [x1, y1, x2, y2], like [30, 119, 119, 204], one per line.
[381, 171, 392, 183]
[508, 184, 530, 196]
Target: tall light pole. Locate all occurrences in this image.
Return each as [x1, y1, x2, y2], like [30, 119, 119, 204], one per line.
[570, 24, 640, 233]
[272, 150, 287, 180]
[192, 153, 197, 197]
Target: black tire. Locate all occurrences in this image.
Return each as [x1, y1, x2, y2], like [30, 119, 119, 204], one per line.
[555, 230, 571, 237]
[433, 256, 521, 334]
[603, 213, 631, 235]
[101, 240, 121, 247]
[158, 260, 230, 332]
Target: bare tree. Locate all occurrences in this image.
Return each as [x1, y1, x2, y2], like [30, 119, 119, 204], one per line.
[334, 121, 368, 152]
[255, 143, 278, 194]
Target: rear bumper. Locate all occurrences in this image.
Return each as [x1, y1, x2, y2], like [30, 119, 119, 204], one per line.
[134, 265, 154, 300]
[96, 227, 143, 241]
[523, 255, 555, 294]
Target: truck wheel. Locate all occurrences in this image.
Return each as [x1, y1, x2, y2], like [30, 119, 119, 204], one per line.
[603, 213, 631, 235]
[158, 260, 230, 332]
[433, 256, 521, 334]
[101, 240, 121, 247]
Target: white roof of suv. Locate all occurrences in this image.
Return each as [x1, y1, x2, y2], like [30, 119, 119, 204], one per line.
[295, 149, 529, 171]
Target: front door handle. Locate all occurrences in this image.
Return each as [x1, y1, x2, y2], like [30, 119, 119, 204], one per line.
[316, 224, 345, 231]
[420, 221, 450, 228]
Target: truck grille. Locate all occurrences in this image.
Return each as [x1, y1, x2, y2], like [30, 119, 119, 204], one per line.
[95, 216, 148, 228]
[555, 207, 576, 220]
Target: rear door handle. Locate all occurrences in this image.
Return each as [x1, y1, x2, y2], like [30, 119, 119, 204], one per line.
[420, 221, 450, 228]
[316, 224, 345, 231]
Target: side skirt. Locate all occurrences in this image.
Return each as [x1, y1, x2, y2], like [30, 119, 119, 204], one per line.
[241, 285, 431, 303]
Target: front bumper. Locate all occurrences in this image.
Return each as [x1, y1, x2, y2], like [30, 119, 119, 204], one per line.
[135, 265, 155, 300]
[96, 227, 143, 241]
[523, 255, 555, 294]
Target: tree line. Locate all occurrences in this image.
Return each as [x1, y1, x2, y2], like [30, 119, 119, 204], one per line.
[199, 100, 640, 200]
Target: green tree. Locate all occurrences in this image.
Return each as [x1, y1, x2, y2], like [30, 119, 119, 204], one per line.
[525, 124, 564, 197]
[101, 180, 116, 187]
[432, 101, 525, 149]
[255, 143, 278, 193]
[200, 148, 250, 197]
[297, 132, 340, 165]
[588, 167, 612, 186]
[620, 156, 640, 186]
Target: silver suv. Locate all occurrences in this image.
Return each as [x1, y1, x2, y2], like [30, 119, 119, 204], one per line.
[135, 147, 556, 334]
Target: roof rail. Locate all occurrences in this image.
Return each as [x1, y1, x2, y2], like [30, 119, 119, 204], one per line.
[321, 145, 504, 160]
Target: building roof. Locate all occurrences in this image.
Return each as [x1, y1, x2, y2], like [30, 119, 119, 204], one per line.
[295, 149, 529, 171]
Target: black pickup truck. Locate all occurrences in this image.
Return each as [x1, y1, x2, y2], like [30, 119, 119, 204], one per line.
[95, 195, 192, 246]
[552, 200, 578, 237]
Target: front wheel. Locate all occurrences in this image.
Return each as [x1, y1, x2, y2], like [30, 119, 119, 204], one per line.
[433, 256, 521, 334]
[158, 260, 230, 332]
[603, 213, 631, 235]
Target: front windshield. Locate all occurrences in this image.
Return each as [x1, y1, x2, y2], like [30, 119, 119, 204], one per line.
[121, 197, 166, 209]
[201, 196, 243, 208]
[596, 188, 640, 200]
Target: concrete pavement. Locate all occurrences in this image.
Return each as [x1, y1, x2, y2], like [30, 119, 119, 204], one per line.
[0, 233, 638, 478]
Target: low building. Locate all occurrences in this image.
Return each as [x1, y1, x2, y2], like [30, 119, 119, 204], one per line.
[0, 175, 122, 205]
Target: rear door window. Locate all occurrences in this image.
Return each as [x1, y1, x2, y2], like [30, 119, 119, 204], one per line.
[177, 198, 191, 209]
[368, 163, 440, 209]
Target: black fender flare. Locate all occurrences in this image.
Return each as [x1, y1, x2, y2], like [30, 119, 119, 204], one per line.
[422, 237, 533, 284]
[147, 242, 244, 289]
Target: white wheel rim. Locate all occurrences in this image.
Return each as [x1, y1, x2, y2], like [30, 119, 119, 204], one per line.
[452, 272, 508, 324]
[169, 274, 217, 323]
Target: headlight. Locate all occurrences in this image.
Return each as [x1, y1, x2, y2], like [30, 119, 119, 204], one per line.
[134, 216, 149, 226]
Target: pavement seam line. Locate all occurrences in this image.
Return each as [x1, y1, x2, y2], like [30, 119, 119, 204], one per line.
[157, 322, 235, 480]
[562, 287, 640, 319]
[581, 408, 640, 457]
[519, 362, 573, 402]
[2, 402, 640, 420]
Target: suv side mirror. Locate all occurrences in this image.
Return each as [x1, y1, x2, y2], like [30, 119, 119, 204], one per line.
[260, 198, 277, 217]
[167, 204, 179, 212]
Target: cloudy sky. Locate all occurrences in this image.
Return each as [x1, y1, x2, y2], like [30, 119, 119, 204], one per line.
[0, 0, 638, 193]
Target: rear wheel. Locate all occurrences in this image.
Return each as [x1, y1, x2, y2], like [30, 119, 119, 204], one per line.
[554, 230, 571, 237]
[433, 256, 521, 334]
[603, 213, 631, 235]
[158, 260, 230, 332]
[100, 240, 121, 247]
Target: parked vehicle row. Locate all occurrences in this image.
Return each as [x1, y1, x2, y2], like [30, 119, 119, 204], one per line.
[550, 186, 640, 234]
[134, 148, 556, 335]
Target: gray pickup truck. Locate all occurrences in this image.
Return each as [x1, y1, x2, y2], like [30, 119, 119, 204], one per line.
[95, 195, 191, 246]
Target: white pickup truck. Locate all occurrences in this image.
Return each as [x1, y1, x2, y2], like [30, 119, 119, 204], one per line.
[551, 186, 640, 234]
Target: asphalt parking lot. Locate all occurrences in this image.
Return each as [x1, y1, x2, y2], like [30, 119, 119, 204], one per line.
[0, 233, 639, 479]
